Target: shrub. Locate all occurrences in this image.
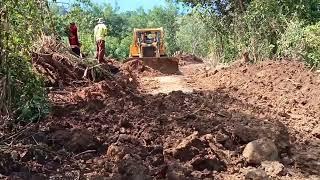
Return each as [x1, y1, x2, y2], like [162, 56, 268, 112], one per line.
[1, 55, 49, 122]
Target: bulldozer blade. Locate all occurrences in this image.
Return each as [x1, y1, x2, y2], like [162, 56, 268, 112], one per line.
[125, 57, 179, 74]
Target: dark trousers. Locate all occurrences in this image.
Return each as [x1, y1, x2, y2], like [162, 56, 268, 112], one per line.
[96, 40, 105, 63]
[71, 47, 81, 56]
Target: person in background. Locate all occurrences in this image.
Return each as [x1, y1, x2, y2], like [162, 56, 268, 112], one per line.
[67, 22, 81, 56]
[94, 18, 107, 63]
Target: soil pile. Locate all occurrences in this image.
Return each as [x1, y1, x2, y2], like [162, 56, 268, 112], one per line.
[195, 60, 320, 136]
[194, 60, 320, 177]
[121, 59, 163, 77]
[175, 53, 203, 66]
[0, 59, 319, 179]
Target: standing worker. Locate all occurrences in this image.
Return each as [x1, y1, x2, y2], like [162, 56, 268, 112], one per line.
[94, 18, 107, 63]
[67, 22, 81, 56]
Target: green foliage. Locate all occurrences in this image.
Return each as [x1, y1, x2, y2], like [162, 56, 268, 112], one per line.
[302, 22, 320, 67]
[277, 19, 305, 60]
[147, 4, 180, 55]
[5, 55, 49, 122]
[176, 0, 320, 65]
[105, 36, 120, 58]
[277, 19, 320, 67]
[51, 1, 180, 59]
[176, 11, 210, 57]
[115, 35, 133, 60]
[1, 0, 50, 121]
[240, 0, 285, 61]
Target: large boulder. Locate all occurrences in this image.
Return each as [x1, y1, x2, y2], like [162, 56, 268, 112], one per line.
[243, 138, 278, 164]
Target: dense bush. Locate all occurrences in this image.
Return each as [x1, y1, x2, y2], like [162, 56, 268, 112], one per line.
[2, 55, 49, 122]
[303, 22, 320, 67]
[176, 0, 320, 66]
[176, 11, 210, 57]
[277, 19, 305, 61]
[1, 0, 49, 121]
[277, 20, 320, 68]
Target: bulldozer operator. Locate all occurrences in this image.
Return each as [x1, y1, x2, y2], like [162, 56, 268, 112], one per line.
[140, 31, 157, 44]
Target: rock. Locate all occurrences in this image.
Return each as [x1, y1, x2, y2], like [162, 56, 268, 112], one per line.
[191, 170, 212, 179]
[245, 169, 269, 180]
[261, 161, 285, 176]
[201, 134, 214, 141]
[10, 150, 19, 161]
[64, 170, 80, 180]
[243, 138, 278, 164]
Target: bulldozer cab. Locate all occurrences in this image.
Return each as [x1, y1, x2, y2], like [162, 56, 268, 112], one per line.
[130, 28, 165, 58]
[139, 31, 159, 44]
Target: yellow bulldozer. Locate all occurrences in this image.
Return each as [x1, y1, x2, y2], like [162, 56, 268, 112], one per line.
[125, 27, 179, 74]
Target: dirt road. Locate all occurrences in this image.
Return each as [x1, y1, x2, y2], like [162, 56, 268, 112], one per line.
[1, 59, 320, 180]
[140, 63, 206, 94]
[141, 75, 194, 94]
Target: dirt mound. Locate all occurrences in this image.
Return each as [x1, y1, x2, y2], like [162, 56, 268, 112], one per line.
[0, 87, 297, 179]
[194, 59, 320, 177]
[1, 59, 319, 179]
[122, 56, 180, 76]
[195, 60, 320, 135]
[175, 53, 203, 66]
[121, 59, 163, 77]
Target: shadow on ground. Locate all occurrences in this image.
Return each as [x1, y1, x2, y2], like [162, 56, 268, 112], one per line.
[2, 85, 313, 179]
